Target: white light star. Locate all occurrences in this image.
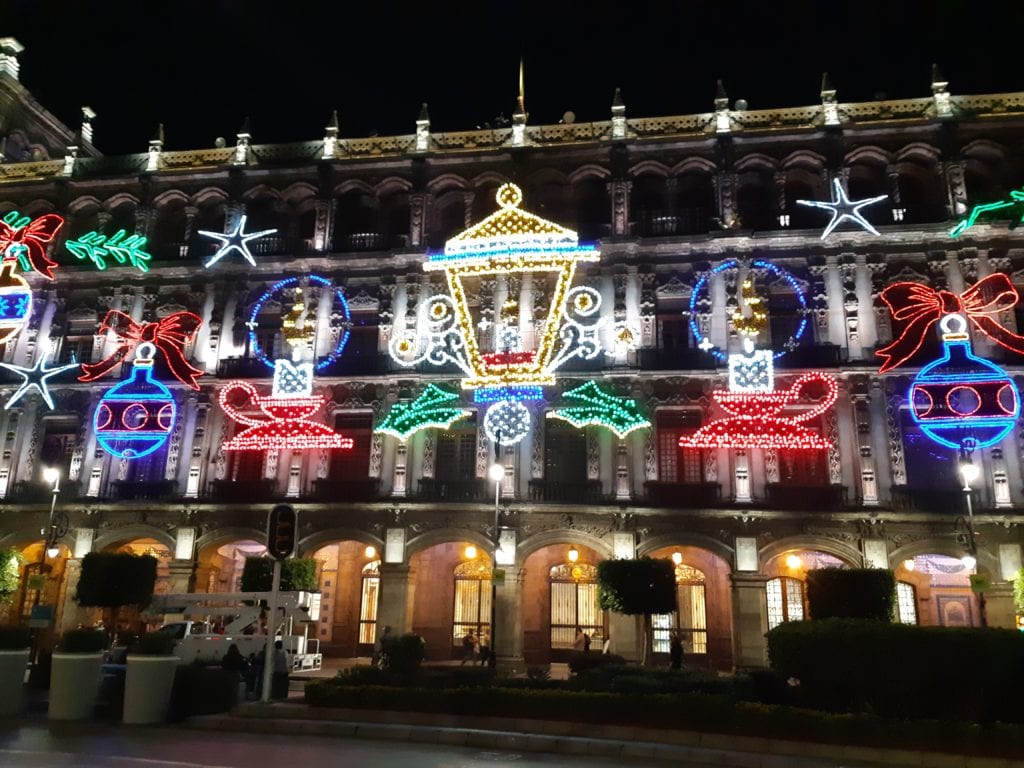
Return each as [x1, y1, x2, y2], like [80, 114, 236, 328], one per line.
[0, 351, 78, 411]
[698, 336, 715, 352]
[199, 215, 277, 268]
[797, 178, 888, 239]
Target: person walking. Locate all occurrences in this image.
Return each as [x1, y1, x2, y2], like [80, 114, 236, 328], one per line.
[573, 626, 586, 652]
[372, 625, 391, 668]
[669, 632, 684, 670]
[478, 630, 490, 666]
[460, 630, 475, 665]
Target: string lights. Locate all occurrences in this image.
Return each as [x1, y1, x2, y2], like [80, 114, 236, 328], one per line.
[473, 385, 544, 404]
[375, 383, 471, 441]
[65, 229, 152, 273]
[950, 188, 1024, 238]
[0, 346, 78, 411]
[0, 210, 65, 279]
[796, 177, 888, 238]
[547, 380, 650, 438]
[199, 215, 277, 268]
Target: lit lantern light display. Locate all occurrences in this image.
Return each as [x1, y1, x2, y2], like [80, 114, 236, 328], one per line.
[387, 183, 637, 445]
[220, 275, 352, 452]
[93, 342, 176, 460]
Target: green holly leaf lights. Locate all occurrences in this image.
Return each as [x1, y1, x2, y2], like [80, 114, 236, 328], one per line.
[950, 189, 1024, 238]
[375, 383, 471, 440]
[548, 380, 650, 438]
[66, 229, 152, 273]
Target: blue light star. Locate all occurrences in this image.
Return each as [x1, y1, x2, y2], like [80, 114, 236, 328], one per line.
[797, 178, 888, 238]
[0, 351, 79, 411]
[198, 215, 277, 268]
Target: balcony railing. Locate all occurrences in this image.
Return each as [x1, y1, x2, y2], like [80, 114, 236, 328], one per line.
[206, 479, 278, 503]
[8, 480, 81, 503]
[111, 480, 178, 501]
[311, 478, 380, 502]
[890, 485, 970, 515]
[338, 232, 384, 252]
[637, 208, 709, 237]
[765, 483, 847, 511]
[418, 478, 490, 502]
[528, 479, 604, 504]
[644, 481, 721, 508]
[216, 358, 272, 379]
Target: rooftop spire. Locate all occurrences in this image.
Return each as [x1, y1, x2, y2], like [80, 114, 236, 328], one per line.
[511, 58, 527, 147]
[415, 103, 430, 153]
[611, 87, 627, 141]
[0, 37, 24, 81]
[820, 72, 839, 127]
[323, 110, 339, 159]
[516, 57, 526, 116]
[714, 80, 731, 134]
[931, 63, 952, 119]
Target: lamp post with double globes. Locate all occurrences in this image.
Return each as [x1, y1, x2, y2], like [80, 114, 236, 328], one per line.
[957, 442, 986, 628]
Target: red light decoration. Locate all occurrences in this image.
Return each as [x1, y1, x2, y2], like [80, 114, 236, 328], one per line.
[0, 212, 65, 279]
[681, 373, 838, 451]
[876, 274, 1024, 372]
[79, 310, 205, 390]
[219, 380, 353, 452]
[481, 351, 536, 367]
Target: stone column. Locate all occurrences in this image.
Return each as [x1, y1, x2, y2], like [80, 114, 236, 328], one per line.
[607, 612, 642, 663]
[730, 572, 769, 669]
[494, 568, 525, 675]
[984, 583, 1016, 630]
[167, 559, 196, 594]
[57, 558, 88, 633]
[376, 564, 415, 634]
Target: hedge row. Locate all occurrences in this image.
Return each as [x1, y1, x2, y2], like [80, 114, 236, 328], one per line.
[303, 681, 1024, 758]
[767, 619, 1024, 722]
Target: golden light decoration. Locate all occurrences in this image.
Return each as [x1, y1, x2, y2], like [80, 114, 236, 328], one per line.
[364, 545, 377, 559]
[671, 551, 683, 566]
[785, 554, 803, 570]
[731, 278, 768, 338]
[567, 546, 580, 563]
[465, 545, 478, 560]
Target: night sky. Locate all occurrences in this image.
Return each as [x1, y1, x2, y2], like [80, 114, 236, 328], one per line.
[1, 0, 1023, 155]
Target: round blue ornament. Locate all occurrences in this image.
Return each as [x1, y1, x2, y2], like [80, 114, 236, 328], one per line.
[94, 343, 177, 459]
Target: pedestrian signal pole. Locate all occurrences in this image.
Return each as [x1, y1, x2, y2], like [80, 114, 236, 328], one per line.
[262, 504, 296, 703]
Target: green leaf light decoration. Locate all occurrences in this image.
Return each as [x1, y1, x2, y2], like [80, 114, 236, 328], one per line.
[65, 229, 152, 273]
[548, 380, 650, 438]
[950, 189, 1024, 238]
[374, 383, 471, 441]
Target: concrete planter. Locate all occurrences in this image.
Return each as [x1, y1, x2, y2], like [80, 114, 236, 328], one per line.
[0, 648, 30, 717]
[123, 655, 179, 724]
[49, 652, 104, 720]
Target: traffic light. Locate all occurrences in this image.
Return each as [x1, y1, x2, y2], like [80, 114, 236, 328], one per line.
[267, 504, 297, 560]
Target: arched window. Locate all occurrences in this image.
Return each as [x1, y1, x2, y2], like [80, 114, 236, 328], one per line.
[549, 562, 603, 650]
[652, 563, 708, 655]
[452, 558, 491, 647]
[766, 576, 805, 629]
[359, 560, 381, 645]
[896, 581, 918, 625]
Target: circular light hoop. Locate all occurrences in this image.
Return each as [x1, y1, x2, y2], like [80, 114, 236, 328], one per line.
[911, 386, 934, 417]
[945, 385, 982, 417]
[95, 403, 113, 430]
[566, 286, 601, 318]
[249, 275, 351, 371]
[121, 403, 149, 430]
[998, 383, 1019, 416]
[157, 402, 175, 430]
[688, 259, 808, 361]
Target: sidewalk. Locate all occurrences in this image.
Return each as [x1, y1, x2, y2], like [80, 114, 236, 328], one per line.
[186, 700, 1024, 768]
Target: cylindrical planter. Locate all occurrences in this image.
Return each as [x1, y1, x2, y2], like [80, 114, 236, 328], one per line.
[48, 652, 104, 720]
[0, 649, 30, 717]
[123, 655, 179, 725]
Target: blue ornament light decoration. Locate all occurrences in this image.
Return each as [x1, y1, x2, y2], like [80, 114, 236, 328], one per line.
[909, 313, 1020, 450]
[473, 385, 544, 404]
[93, 343, 176, 460]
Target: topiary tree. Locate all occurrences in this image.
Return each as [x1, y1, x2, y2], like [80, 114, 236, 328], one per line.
[597, 558, 676, 666]
[805, 568, 896, 620]
[75, 552, 157, 632]
[0, 548, 22, 604]
[240, 556, 318, 592]
[1013, 568, 1024, 616]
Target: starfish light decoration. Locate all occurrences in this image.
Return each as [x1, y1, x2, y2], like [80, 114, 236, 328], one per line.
[797, 178, 888, 239]
[198, 215, 277, 268]
[0, 350, 78, 410]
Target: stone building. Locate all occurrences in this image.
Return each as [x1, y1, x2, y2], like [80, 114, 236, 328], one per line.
[0, 37, 1022, 670]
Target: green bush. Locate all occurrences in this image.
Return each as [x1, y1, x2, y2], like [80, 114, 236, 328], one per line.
[805, 568, 895, 620]
[240, 557, 318, 592]
[169, 665, 241, 720]
[0, 549, 21, 602]
[596, 558, 677, 615]
[380, 633, 425, 679]
[0, 624, 31, 649]
[767, 618, 1024, 722]
[75, 553, 157, 629]
[130, 632, 178, 656]
[567, 652, 625, 676]
[416, 665, 495, 688]
[334, 665, 394, 686]
[57, 628, 107, 653]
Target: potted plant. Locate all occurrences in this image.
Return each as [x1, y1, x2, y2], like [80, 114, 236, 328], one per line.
[49, 627, 107, 720]
[123, 631, 179, 724]
[0, 625, 31, 716]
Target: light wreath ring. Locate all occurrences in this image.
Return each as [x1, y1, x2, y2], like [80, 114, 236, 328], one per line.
[249, 275, 351, 371]
[688, 259, 808, 362]
[565, 285, 602, 320]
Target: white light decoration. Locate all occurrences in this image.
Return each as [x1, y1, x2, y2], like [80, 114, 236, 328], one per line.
[797, 178, 888, 239]
[199, 214, 277, 268]
[0, 346, 78, 411]
[484, 399, 530, 446]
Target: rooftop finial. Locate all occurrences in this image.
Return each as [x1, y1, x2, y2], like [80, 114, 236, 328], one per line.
[147, 123, 164, 172]
[80, 106, 96, 146]
[516, 57, 526, 117]
[323, 110, 340, 159]
[0, 38, 24, 81]
[714, 80, 731, 134]
[715, 79, 729, 104]
[931, 63, 947, 89]
[234, 117, 252, 165]
[820, 72, 839, 127]
[611, 88, 627, 141]
[511, 58, 527, 147]
[415, 103, 431, 153]
[931, 63, 952, 119]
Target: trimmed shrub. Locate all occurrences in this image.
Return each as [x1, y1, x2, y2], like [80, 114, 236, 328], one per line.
[596, 559, 677, 615]
[805, 568, 895, 620]
[240, 557, 318, 592]
[0, 549, 21, 602]
[380, 633, 425, 680]
[169, 665, 241, 720]
[57, 628, 107, 653]
[567, 652, 626, 676]
[0, 624, 31, 649]
[767, 618, 1024, 722]
[75, 552, 157, 630]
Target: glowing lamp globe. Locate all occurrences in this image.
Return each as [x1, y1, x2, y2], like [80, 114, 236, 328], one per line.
[909, 314, 1020, 450]
[94, 343, 176, 460]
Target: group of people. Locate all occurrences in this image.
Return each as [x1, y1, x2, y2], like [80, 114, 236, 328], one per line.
[459, 629, 491, 666]
[221, 640, 290, 700]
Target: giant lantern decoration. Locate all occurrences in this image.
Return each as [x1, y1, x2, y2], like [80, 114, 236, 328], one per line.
[681, 260, 838, 451]
[877, 274, 1024, 450]
[388, 183, 637, 445]
[219, 275, 353, 452]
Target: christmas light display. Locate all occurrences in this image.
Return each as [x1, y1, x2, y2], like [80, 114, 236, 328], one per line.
[796, 178, 888, 238]
[907, 314, 1020, 450]
[93, 343, 176, 460]
[79, 310, 204, 390]
[547, 381, 650, 438]
[389, 183, 637, 445]
[473, 385, 544, 404]
[876, 274, 1024, 372]
[950, 188, 1024, 238]
[199, 215, 276, 269]
[374, 384, 471, 441]
[0, 211, 64, 279]
[65, 229, 152, 273]
[0, 346, 78, 410]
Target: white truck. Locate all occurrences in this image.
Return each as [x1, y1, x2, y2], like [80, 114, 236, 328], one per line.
[145, 590, 323, 671]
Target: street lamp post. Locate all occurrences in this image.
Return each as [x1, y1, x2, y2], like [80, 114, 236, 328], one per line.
[33, 468, 62, 608]
[487, 431, 504, 670]
[957, 443, 986, 628]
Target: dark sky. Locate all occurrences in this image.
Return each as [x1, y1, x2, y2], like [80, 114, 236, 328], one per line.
[2, 0, 1024, 155]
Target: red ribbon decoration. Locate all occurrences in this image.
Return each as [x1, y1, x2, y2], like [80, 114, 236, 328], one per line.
[0, 214, 65, 280]
[79, 310, 205, 390]
[876, 273, 1024, 372]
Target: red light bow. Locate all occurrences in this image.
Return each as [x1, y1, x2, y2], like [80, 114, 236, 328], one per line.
[0, 214, 65, 279]
[876, 273, 1024, 372]
[79, 310, 204, 389]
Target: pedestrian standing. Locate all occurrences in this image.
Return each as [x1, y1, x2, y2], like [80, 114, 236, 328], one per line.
[478, 630, 490, 666]
[669, 632, 684, 670]
[271, 640, 290, 700]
